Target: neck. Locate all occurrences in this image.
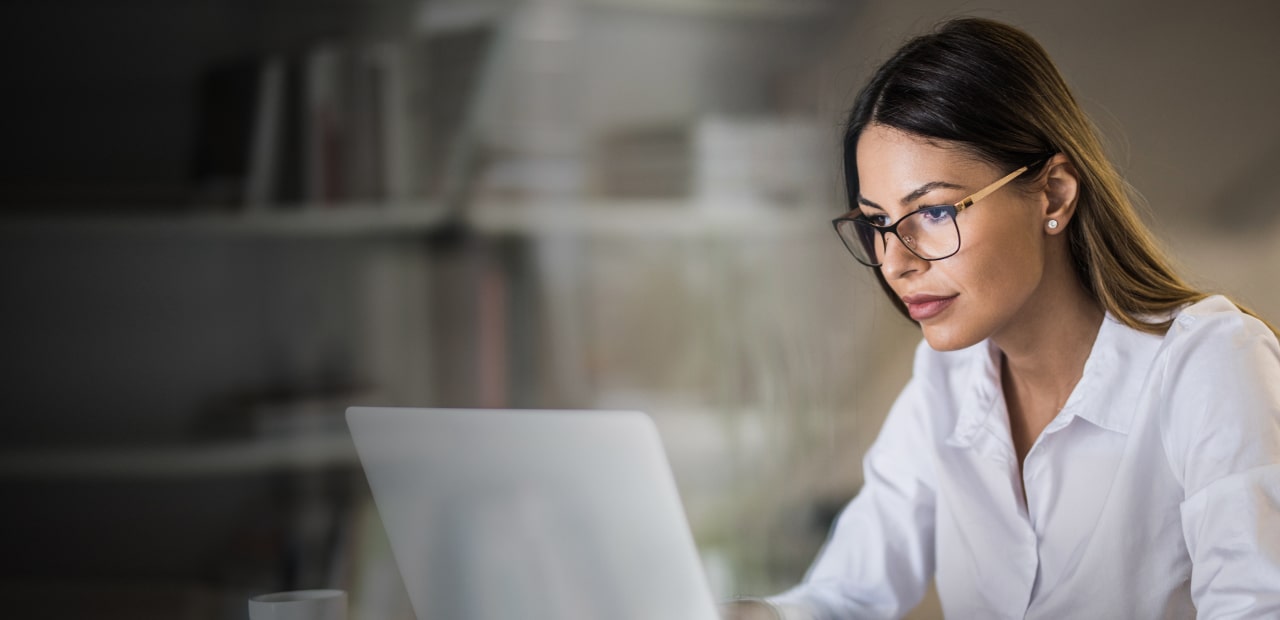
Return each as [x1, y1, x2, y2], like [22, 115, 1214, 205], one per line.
[993, 253, 1104, 411]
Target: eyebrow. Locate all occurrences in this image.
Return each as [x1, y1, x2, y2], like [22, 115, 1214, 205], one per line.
[857, 180, 967, 211]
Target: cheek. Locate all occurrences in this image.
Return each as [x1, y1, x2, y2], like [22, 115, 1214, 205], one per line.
[972, 243, 1040, 298]
[921, 221, 1043, 350]
[961, 213, 1044, 296]
[956, 222, 1035, 290]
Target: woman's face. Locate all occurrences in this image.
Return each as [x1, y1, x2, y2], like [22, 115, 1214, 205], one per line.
[854, 124, 1048, 351]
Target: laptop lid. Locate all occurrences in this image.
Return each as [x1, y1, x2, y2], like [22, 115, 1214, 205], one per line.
[346, 407, 721, 620]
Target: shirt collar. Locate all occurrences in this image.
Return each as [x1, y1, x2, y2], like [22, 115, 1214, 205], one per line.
[945, 341, 1004, 450]
[946, 312, 1145, 449]
[1059, 313, 1168, 435]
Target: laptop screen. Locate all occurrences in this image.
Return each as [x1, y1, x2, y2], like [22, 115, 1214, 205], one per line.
[346, 407, 721, 620]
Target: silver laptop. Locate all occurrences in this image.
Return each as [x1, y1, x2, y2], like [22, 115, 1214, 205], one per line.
[345, 407, 722, 620]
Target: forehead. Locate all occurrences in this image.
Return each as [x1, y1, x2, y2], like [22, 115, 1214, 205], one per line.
[855, 125, 990, 201]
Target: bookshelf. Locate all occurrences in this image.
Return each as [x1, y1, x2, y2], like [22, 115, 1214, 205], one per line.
[2, 1, 856, 617]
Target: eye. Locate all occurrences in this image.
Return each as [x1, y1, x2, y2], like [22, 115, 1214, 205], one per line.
[918, 206, 954, 224]
[862, 212, 891, 227]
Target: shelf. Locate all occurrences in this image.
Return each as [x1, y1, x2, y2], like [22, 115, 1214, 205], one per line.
[1, 200, 835, 240]
[467, 200, 830, 239]
[0, 433, 358, 479]
[586, 0, 842, 19]
[1, 202, 451, 239]
[413, 0, 842, 34]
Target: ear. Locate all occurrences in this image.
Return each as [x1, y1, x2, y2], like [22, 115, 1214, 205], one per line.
[1040, 153, 1080, 235]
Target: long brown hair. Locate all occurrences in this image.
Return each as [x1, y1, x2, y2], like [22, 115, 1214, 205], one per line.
[842, 17, 1276, 337]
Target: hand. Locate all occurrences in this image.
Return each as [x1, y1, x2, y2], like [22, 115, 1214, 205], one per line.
[720, 599, 782, 620]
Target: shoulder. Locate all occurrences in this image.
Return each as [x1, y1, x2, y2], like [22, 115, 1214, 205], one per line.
[1156, 295, 1280, 494]
[1164, 295, 1276, 352]
[1159, 295, 1280, 392]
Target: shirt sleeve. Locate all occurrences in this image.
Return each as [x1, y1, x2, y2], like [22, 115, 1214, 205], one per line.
[766, 360, 938, 620]
[1161, 308, 1280, 617]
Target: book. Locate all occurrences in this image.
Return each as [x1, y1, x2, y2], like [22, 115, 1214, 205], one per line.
[304, 44, 348, 205]
[245, 56, 286, 210]
[190, 56, 263, 206]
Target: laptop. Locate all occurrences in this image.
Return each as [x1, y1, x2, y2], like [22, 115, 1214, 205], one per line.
[345, 407, 723, 620]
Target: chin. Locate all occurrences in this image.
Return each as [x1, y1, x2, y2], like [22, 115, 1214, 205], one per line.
[920, 323, 985, 352]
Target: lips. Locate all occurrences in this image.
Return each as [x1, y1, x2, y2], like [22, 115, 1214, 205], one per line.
[901, 294, 958, 321]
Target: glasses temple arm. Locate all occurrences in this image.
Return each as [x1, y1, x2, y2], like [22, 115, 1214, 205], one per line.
[954, 164, 1030, 212]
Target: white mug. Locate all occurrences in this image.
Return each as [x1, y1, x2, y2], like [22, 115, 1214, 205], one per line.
[248, 589, 347, 620]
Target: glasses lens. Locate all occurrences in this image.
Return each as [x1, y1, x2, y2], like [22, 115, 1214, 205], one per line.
[898, 206, 959, 259]
[835, 219, 881, 265]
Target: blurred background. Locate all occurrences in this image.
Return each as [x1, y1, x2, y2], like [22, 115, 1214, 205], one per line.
[1, 0, 1277, 618]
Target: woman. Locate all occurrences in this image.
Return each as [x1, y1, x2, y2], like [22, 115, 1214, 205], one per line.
[725, 17, 1280, 620]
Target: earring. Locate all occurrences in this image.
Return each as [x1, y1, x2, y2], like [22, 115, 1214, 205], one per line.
[1047, 219, 1059, 230]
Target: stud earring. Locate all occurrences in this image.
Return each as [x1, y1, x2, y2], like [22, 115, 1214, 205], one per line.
[1047, 219, 1059, 230]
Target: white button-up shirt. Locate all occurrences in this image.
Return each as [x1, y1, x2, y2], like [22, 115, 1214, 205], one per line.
[768, 295, 1280, 619]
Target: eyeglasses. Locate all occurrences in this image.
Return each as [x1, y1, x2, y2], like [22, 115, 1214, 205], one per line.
[831, 164, 1034, 267]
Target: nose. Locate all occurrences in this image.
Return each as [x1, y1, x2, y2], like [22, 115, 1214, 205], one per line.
[879, 231, 926, 279]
